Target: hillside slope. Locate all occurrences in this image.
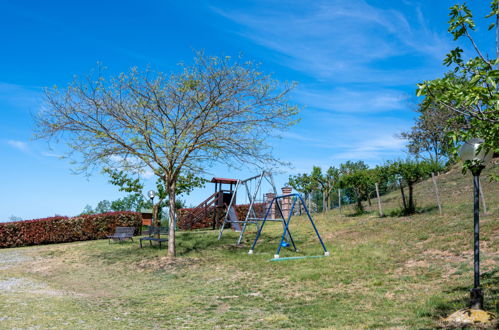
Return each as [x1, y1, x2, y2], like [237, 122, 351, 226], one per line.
[0, 161, 497, 328]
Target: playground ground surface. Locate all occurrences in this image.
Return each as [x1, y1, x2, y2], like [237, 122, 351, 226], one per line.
[0, 165, 498, 328]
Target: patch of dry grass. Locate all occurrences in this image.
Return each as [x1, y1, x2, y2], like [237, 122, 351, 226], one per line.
[0, 163, 497, 328]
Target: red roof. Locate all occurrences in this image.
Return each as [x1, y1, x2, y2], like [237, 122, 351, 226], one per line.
[211, 177, 238, 184]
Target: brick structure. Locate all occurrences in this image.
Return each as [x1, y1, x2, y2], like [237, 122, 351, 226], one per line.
[265, 192, 276, 219]
[281, 186, 292, 219]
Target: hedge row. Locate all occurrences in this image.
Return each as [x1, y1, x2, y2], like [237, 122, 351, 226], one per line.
[0, 211, 142, 248]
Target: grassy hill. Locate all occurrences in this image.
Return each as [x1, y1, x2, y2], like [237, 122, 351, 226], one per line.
[0, 162, 497, 328]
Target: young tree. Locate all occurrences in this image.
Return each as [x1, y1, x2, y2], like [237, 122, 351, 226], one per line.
[417, 1, 499, 160]
[400, 101, 463, 165]
[103, 168, 205, 227]
[94, 200, 112, 214]
[310, 166, 339, 212]
[288, 173, 315, 200]
[338, 161, 371, 214]
[387, 159, 431, 215]
[80, 205, 95, 215]
[35, 53, 298, 257]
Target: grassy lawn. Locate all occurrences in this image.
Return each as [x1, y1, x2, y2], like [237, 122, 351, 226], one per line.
[0, 165, 497, 329]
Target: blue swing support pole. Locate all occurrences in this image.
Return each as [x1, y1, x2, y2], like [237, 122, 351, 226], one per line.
[248, 193, 329, 260]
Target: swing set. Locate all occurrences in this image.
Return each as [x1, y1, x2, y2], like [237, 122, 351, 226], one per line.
[217, 171, 285, 245]
[248, 193, 329, 261]
[216, 170, 329, 261]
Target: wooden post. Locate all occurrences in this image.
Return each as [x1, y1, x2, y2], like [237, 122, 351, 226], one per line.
[478, 180, 487, 214]
[375, 183, 383, 217]
[338, 189, 342, 214]
[431, 172, 442, 215]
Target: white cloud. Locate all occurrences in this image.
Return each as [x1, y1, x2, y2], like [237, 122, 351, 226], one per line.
[140, 169, 155, 180]
[294, 87, 409, 113]
[0, 82, 43, 112]
[279, 131, 323, 143]
[7, 140, 29, 152]
[41, 151, 62, 158]
[330, 134, 407, 163]
[211, 0, 451, 82]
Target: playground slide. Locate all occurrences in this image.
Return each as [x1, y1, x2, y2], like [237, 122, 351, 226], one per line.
[227, 206, 242, 231]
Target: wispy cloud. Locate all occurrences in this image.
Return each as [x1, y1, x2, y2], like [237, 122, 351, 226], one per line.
[7, 140, 29, 152]
[41, 151, 62, 158]
[0, 82, 43, 112]
[330, 134, 407, 163]
[294, 87, 410, 113]
[211, 0, 451, 83]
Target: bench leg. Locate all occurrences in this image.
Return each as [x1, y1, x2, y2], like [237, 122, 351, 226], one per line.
[140, 240, 143, 248]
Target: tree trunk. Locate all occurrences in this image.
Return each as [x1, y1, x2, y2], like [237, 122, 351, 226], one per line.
[322, 190, 326, 213]
[399, 180, 407, 211]
[167, 180, 176, 258]
[408, 183, 415, 214]
[355, 189, 364, 213]
[338, 189, 342, 214]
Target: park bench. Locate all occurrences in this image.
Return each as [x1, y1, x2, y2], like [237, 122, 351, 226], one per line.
[140, 227, 168, 249]
[107, 226, 135, 244]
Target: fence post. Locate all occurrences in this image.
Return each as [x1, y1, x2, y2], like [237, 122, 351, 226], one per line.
[431, 172, 443, 216]
[338, 189, 342, 214]
[375, 182, 383, 217]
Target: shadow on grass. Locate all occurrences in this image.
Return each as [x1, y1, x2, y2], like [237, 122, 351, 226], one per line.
[419, 269, 498, 321]
[386, 205, 439, 218]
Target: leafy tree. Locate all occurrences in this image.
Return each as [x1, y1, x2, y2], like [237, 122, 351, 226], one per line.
[338, 161, 371, 214]
[94, 200, 112, 214]
[386, 159, 432, 215]
[288, 172, 316, 201]
[371, 164, 396, 196]
[8, 215, 23, 222]
[110, 194, 144, 212]
[103, 168, 205, 227]
[35, 52, 298, 257]
[417, 1, 499, 162]
[80, 205, 94, 215]
[400, 101, 464, 166]
[310, 166, 339, 212]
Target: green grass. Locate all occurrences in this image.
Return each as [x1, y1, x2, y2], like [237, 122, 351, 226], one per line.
[0, 164, 497, 328]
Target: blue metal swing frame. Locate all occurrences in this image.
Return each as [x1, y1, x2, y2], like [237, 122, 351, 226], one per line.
[248, 193, 329, 260]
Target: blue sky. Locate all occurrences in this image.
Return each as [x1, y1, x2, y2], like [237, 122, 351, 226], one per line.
[0, 0, 493, 220]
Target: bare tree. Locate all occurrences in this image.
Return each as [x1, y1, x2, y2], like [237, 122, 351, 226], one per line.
[35, 53, 299, 257]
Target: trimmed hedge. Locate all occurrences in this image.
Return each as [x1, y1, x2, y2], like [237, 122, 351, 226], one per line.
[0, 211, 142, 248]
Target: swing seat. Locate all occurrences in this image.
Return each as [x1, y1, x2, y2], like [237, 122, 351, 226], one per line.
[280, 241, 290, 247]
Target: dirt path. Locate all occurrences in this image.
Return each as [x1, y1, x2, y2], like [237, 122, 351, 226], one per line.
[0, 249, 75, 296]
[0, 249, 33, 270]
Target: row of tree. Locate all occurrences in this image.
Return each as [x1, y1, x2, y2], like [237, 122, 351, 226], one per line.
[288, 159, 444, 216]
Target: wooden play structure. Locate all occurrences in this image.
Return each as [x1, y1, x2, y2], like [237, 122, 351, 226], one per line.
[177, 177, 239, 230]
